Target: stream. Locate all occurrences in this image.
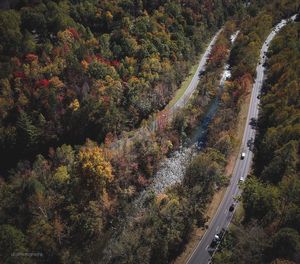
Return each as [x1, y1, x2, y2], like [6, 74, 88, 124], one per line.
[191, 63, 231, 148]
[101, 32, 239, 262]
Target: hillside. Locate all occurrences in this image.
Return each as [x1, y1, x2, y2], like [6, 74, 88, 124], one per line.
[214, 18, 300, 264]
[0, 0, 245, 171]
[0, 1, 299, 264]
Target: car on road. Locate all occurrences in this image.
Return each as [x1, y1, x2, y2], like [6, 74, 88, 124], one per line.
[199, 70, 205, 77]
[239, 176, 245, 182]
[229, 204, 235, 212]
[247, 139, 254, 151]
[209, 229, 225, 249]
[241, 152, 246, 159]
[249, 117, 257, 127]
[209, 235, 220, 249]
[247, 138, 253, 147]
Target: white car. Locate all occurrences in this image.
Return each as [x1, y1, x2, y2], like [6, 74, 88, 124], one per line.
[239, 176, 245, 182]
[241, 152, 246, 159]
[214, 234, 220, 240]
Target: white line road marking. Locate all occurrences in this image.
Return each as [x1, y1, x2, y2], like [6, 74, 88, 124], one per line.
[216, 225, 219, 232]
[205, 245, 209, 250]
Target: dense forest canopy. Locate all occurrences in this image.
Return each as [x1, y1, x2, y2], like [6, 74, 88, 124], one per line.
[0, 1, 248, 263]
[214, 17, 300, 264]
[0, 0, 246, 171]
[1, 0, 300, 264]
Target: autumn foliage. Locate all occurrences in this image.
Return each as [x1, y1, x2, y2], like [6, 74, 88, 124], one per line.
[1, 0, 298, 263]
[78, 140, 113, 195]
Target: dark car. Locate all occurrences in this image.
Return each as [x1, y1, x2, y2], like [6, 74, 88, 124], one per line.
[208, 229, 226, 255]
[209, 234, 221, 248]
[229, 204, 235, 212]
[247, 138, 253, 147]
[247, 138, 254, 151]
[210, 229, 225, 247]
[199, 70, 205, 77]
[218, 228, 225, 238]
[249, 117, 257, 128]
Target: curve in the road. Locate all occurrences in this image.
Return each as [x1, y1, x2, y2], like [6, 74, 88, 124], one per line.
[151, 29, 223, 130]
[186, 14, 298, 264]
[111, 29, 223, 148]
[168, 29, 222, 113]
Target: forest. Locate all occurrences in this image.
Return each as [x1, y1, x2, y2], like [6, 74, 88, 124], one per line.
[0, 0, 245, 171]
[99, 24, 240, 263]
[0, 0, 299, 263]
[0, 0, 246, 263]
[214, 15, 300, 264]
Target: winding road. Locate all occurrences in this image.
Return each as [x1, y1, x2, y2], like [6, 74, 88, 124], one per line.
[112, 29, 222, 147]
[168, 29, 222, 113]
[186, 14, 297, 264]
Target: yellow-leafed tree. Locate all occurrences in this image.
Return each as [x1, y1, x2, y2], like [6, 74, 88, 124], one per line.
[78, 140, 113, 198]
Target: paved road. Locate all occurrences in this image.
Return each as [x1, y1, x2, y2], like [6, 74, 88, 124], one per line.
[186, 14, 297, 264]
[150, 29, 222, 130]
[169, 29, 222, 113]
[111, 29, 223, 149]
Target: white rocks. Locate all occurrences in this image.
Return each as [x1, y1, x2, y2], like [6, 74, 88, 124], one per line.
[151, 147, 194, 193]
[220, 64, 231, 87]
[101, 145, 196, 263]
[132, 146, 195, 210]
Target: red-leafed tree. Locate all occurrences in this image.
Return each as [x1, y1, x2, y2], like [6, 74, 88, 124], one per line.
[25, 53, 38, 63]
[36, 79, 50, 88]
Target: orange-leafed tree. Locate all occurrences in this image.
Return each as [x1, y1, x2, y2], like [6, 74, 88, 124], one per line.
[239, 73, 253, 94]
[209, 44, 229, 68]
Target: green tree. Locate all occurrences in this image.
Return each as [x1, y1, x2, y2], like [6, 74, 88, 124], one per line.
[21, 7, 47, 37]
[16, 111, 40, 148]
[88, 61, 117, 80]
[0, 224, 29, 264]
[242, 177, 279, 225]
[269, 228, 300, 261]
[185, 149, 225, 189]
[0, 10, 22, 55]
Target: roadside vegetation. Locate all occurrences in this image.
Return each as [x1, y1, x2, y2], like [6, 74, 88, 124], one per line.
[100, 23, 241, 264]
[0, 1, 299, 264]
[214, 10, 300, 264]
[0, 0, 245, 171]
[0, 1, 247, 263]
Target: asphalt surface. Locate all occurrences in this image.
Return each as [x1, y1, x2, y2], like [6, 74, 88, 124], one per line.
[169, 29, 222, 113]
[186, 14, 297, 264]
[112, 30, 222, 146]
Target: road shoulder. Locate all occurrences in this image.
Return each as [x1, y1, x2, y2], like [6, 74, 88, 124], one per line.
[173, 90, 252, 264]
